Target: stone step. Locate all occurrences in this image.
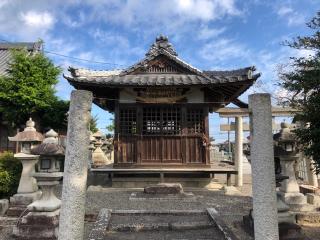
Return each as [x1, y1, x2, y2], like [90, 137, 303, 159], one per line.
[108, 211, 214, 233]
[296, 211, 320, 226]
[0, 216, 18, 226]
[109, 220, 213, 232]
[89, 209, 237, 240]
[6, 206, 28, 217]
[104, 228, 225, 240]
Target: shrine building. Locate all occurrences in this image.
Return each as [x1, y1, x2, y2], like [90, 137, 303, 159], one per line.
[65, 35, 260, 169]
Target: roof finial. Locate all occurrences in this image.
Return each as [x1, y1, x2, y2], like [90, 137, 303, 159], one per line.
[25, 118, 36, 131]
[146, 35, 177, 57]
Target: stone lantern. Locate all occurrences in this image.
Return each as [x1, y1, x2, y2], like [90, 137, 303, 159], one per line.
[28, 129, 64, 212]
[7, 118, 43, 216]
[274, 122, 307, 209]
[91, 131, 108, 167]
[13, 129, 64, 240]
[8, 118, 43, 154]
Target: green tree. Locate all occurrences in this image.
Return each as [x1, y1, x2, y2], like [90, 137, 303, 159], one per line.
[40, 99, 69, 131]
[279, 11, 320, 173]
[0, 45, 64, 129]
[0, 152, 22, 198]
[90, 115, 99, 133]
[106, 117, 115, 133]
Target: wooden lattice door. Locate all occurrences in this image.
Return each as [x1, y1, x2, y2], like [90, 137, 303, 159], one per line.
[140, 106, 183, 164]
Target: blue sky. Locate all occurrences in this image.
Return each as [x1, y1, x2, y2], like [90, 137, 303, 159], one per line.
[0, 0, 318, 142]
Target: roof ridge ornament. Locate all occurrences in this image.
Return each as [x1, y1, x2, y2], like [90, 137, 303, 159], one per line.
[146, 35, 178, 57]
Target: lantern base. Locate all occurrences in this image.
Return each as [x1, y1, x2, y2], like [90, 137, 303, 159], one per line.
[279, 192, 316, 212]
[7, 191, 42, 217]
[12, 209, 59, 240]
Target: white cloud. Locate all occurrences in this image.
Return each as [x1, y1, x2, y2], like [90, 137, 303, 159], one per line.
[80, 0, 242, 30]
[91, 29, 130, 49]
[277, 6, 293, 16]
[198, 26, 226, 40]
[276, 5, 305, 26]
[0, 0, 9, 8]
[175, 0, 241, 21]
[20, 11, 55, 29]
[199, 38, 249, 62]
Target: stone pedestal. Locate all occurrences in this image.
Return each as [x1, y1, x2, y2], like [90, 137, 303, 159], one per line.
[13, 172, 63, 239]
[7, 191, 42, 217]
[15, 153, 39, 194]
[27, 172, 62, 212]
[144, 183, 183, 194]
[12, 210, 60, 240]
[8, 153, 41, 217]
[277, 192, 295, 224]
[279, 156, 307, 210]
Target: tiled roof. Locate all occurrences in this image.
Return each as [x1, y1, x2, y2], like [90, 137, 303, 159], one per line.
[65, 72, 259, 87]
[0, 42, 42, 76]
[65, 36, 261, 87]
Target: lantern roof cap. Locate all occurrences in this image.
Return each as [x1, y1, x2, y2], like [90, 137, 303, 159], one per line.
[31, 129, 64, 156]
[92, 130, 104, 139]
[8, 118, 43, 142]
[273, 122, 296, 142]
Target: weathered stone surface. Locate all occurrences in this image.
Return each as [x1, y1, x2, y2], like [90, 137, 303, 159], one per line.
[307, 193, 320, 206]
[12, 210, 60, 240]
[8, 191, 42, 217]
[278, 222, 306, 240]
[300, 185, 320, 195]
[129, 192, 197, 202]
[296, 212, 320, 226]
[144, 183, 183, 194]
[278, 192, 307, 205]
[223, 186, 243, 196]
[88, 209, 111, 240]
[235, 116, 243, 187]
[14, 153, 39, 194]
[0, 199, 9, 216]
[58, 90, 92, 240]
[10, 191, 41, 206]
[27, 174, 62, 212]
[249, 94, 279, 240]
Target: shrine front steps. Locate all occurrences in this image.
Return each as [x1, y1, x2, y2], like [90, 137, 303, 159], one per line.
[111, 177, 223, 189]
[88, 209, 238, 240]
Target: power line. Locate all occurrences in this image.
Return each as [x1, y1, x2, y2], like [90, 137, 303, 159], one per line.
[44, 50, 126, 67]
[0, 38, 127, 67]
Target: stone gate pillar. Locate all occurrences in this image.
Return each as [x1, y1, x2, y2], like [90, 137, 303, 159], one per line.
[249, 93, 279, 240]
[58, 90, 93, 240]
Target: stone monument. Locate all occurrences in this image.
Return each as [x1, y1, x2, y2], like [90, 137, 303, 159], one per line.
[13, 129, 64, 240]
[7, 118, 43, 216]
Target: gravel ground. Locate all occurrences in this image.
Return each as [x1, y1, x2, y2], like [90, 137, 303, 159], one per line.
[84, 186, 253, 240]
[1, 174, 319, 240]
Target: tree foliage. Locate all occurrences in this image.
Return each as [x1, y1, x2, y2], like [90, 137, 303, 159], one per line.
[0, 45, 68, 130]
[0, 152, 22, 198]
[279, 11, 320, 173]
[90, 115, 99, 133]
